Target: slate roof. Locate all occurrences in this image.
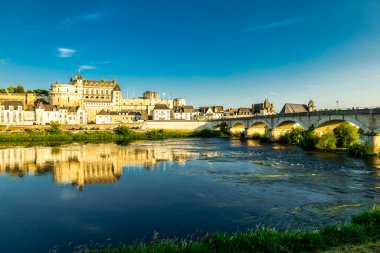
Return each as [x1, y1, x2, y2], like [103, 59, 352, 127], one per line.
[1, 101, 23, 110]
[67, 106, 80, 113]
[37, 104, 57, 111]
[173, 105, 195, 113]
[154, 104, 170, 110]
[113, 84, 121, 91]
[280, 103, 308, 114]
[97, 109, 109, 116]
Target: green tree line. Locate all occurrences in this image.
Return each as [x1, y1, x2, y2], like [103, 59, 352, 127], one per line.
[0, 85, 48, 94]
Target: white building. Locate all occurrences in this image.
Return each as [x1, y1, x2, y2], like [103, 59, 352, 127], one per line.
[0, 101, 24, 125]
[35, 104, 87, 125]
[153, 104, 171, 120]
[173, 106, 199, 120]
[95, 110, 143, 124]
[199, 106, 224, 120]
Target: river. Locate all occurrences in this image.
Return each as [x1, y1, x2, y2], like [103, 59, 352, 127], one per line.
[0, 138, 379, 252]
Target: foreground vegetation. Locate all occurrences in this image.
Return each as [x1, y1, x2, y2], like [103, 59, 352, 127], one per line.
[0, 123, 226, 144]
[78, 206, 380, 253]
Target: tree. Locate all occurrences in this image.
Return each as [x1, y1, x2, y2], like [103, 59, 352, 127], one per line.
[316, 132, 337, 150]
[15, 85, 25, 93]
[0, 88, 6, 93]
[333, 122, 359, 148]
[300, 127, 319, 150]
[7, 86, 16, 93]
[115, 125, 131, 135]
[48, 121, 61, 134]
[34, 89, 49, 95]
[278, 127, 305, 144]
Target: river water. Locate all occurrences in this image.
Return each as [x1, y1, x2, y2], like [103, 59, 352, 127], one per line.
[0, 138, 379, 252]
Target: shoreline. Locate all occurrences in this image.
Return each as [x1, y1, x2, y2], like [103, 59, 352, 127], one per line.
[81, 206, 380, 253]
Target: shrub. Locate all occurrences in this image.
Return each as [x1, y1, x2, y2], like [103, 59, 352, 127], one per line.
[349, 142, 375, 157]
[315, 132, 337, 150]
[288, 127, 305, 144]
[278, 132, 292, 144]
[279, 127, 305, 145]
[251, 133, 262, 140]
[300, 129, 320, 150]
[47, 121, 61, 134]
[259, 135, 270, 143]
[196, 129, 220, 138]
[115, 125, 131, 136]
[219, 122, 230, 136]
[333, 122, 359, 148]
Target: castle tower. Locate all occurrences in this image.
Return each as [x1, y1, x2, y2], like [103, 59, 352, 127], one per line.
[72, 70, 84, 101]
[112, 81, 122, 111]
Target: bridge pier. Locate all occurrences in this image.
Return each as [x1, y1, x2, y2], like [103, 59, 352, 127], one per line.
[244, 127, 249, 138]
[365, 133, 380, 153]
[267, 129, 274, 140]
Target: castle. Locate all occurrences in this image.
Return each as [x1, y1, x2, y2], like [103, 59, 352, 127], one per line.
[50, 72, 185, 122]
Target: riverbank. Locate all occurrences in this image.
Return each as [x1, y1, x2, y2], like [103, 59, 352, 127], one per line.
[80, 206, 379, 253]
[0, 127, 223, 144]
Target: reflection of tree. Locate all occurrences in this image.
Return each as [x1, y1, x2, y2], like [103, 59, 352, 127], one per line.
[0, 143, 216, 189]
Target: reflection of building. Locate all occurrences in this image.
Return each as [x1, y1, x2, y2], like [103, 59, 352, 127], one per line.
[0, 143, 214, 189]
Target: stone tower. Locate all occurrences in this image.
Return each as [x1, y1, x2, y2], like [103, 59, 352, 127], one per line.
[112, 80, 122, 110]
[308, 100, 315, 112]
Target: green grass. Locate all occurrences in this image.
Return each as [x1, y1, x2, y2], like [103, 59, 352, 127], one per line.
[321, 241, 380, 252]
[78, 206, 380, 253]
[0, 129, 224, 144]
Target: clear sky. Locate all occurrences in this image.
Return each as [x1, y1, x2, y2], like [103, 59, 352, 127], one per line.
[0, 0, 379, 110]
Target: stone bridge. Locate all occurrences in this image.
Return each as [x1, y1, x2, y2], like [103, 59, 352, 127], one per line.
[210, 108, 380, 152]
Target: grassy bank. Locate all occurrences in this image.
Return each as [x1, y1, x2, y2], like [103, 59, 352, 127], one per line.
[0, 126, 224, 144]
[79, 206, 380, 253]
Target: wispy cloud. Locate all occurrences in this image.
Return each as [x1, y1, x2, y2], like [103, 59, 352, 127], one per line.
[79, 65, 96, 70]
[269, 91, 282, 97]
[58, 48, 76, 58]
[243, 17, 314, 32]
[57, 13, 103, 30]
[0, 59, 7, 65]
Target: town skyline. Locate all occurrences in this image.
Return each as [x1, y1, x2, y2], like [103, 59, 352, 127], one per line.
[1, 0, 380, 109]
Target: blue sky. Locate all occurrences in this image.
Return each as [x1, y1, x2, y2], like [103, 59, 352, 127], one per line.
[0, 0, 379, 110]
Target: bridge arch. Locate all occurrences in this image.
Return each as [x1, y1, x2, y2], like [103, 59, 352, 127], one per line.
[271, 118, 307, 139]
[274, 118, 308, 130]
[230, 121, 246, 135]
[312, 116, 371, 134]
[246, 119, 271, 137]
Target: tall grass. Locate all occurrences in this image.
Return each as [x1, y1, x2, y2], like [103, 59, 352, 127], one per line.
[79, 206, 380, 253]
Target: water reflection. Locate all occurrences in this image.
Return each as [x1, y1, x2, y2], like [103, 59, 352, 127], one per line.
[0, 139, 379, 253]
[0, 143, 216, 189]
